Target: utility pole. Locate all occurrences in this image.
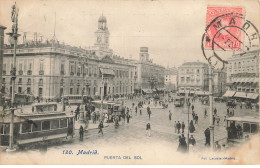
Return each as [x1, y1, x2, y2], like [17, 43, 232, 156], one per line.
[6, 2, 20, 152]
[209, 65, 214, 151]
[100, 72, 104, 117]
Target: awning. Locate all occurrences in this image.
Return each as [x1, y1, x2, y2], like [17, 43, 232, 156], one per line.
[142, 89, 152, 94]
[223, 90, 236, 97]
[234, 92, 247, 98]
[195, 91, 204, 95]
[100, 68, 115, 76]
[178, 90, 185, 94]
[247, 93, 259, 99]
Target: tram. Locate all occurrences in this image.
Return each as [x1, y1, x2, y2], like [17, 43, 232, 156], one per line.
[0, 103, 74, 148]
[226, 116, 259, 144]
[63, 95, 88, 105]
[174, 96, 185, 107]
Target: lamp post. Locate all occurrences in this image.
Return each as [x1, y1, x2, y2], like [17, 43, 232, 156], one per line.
[6, 2, 20, 152]
[100, 72, 104, 117]
[208, 65, 214, 151]
[77, 58, 87, 121]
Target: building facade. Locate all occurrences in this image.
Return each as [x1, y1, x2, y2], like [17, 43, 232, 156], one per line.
[178, 61, 209, 93]
[226, 50, 259, 97]
[0, 25, 6, 108]
[212, 68, 227, 97]
[136, 47, 165, 91]
[165, 66, 178, 92]
[2, 16, 135, 101]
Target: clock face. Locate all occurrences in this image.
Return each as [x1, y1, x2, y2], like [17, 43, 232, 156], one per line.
[97, 35, 102, 43]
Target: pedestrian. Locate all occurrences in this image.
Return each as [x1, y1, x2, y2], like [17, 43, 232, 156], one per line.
[189, 135, 196, 152]
[98, 121, 104, 135]
[169, 110, 172, 120]
[126, 114, 130, 123]
[32, 106, 34, 113]
[191, 104, 194, 111]
[192, 111, 195, 120]
[204, 109, 207, 118]
[195, 114, 198, 124]
[224, 116, 227, 127]
[227, 108, 230, 116]
[174, 121, 177, 133]
[140, 109, 142, 115]
[213, 115, 215, 125]
[189, 120, 195, 133]
[94, 111, 97, 123]
[204, 128, 210, 146]
[146, 123, 151, 137]
[147, 106, 151, 119]
[214, 107, 217, 115]
[181, 122, 185, 133]
[91, 111, 95, 123]
[79, 125, 84, 140]
[215, 141, 221, 151]
[216, 116, 220, 126]
[177, 134, 187, 153]
[177, 121, 181, 134]
[135, 106, 138, 115]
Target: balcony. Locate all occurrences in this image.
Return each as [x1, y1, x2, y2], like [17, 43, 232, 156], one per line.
[39, 83, 43, 86]
[18, 81, 22, 85]
[60, 71, 65, 75]
[39, 70, 44, 75]
[70, 72, 74, 76]
[18, 70, 23, 75]
[77, 72, 80, 76]
[2, 70, 6, 75]
[27, 70, 32, 75]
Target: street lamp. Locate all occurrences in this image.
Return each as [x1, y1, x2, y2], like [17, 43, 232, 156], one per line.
[6, 2, 20, 152]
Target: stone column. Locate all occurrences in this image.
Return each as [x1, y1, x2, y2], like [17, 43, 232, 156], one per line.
[0, 25, 6, 112]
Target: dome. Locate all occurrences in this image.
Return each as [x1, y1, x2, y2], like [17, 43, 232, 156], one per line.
[98, 15, 107, 22]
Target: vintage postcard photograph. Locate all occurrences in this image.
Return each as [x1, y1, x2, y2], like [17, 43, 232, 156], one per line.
[0, 0, 259, 165]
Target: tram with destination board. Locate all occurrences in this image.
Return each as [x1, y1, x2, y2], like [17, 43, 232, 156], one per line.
[226, 116, 259, 144]
[0, 103, 74, 148]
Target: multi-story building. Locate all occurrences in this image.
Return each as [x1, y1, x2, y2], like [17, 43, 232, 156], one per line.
[136, 47, 165, 92]
[225, 50, 259, 99]
[212, 68, 227, 97]
[0, 25, 6, 109]
[165, 66, 178, 92]
[2, 15, 135, 100]
[178, 61, 209, 94]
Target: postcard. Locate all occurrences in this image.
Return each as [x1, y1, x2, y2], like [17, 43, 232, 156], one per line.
[0, 0, 259, 165]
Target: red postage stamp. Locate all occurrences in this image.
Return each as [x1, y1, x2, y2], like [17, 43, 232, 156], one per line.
[205, 6, 244, 50]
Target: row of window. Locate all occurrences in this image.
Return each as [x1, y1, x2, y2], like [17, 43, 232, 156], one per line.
[21, 119, 68, 134]
[229, 59, 258, 69]
[0, 119, 68, 135]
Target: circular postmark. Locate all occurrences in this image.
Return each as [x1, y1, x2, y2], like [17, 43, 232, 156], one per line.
[202, 12, 260, 70]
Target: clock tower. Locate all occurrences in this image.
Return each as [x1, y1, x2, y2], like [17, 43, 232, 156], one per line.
[94, 14, 112, 58]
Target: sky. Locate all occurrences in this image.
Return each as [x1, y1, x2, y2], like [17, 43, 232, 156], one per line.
[0, 0, 259, 68]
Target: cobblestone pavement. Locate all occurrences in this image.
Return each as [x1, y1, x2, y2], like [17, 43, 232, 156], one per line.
[20, 96, 259, 155]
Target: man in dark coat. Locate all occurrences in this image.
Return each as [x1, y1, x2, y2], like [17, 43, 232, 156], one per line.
[181, 122, 185, 133]
[98, 121, 104, 135]
[177, 121, 181, 134]
[204, 128, 210, 146]
[79, 125, 84, 140]
[189, 120, 195, 133]
[147, 106, 151, 119]
[126, 114, 130, 123]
